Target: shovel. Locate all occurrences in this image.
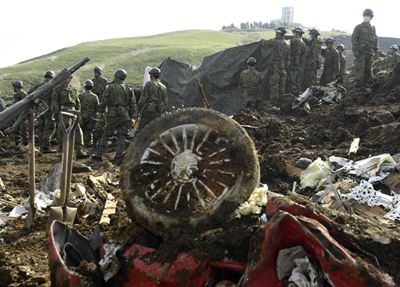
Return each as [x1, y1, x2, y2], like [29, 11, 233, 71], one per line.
[25, 110, 36, 231]
[48, 111, 78, 227]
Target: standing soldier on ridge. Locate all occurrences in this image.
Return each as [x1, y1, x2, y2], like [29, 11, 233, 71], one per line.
[336, 44, 347, 83]
[385, 45, 400, 70]
[29, 70, 57, 153]
[79, 80, 99, 147]
[52, 75, 88, 159]
[12, 81, 27, 146]
[92, 66, 108, 144]
[351, 9, 378, 85]
[320, 37, 340, 85]
[301, 28, 322, 90]
[287, 27, 307, 95]
[240, 57, 262, 109]
[92, 69, 138, 164]
[139, 68, 168, 128]
[264, 26, 290, 99]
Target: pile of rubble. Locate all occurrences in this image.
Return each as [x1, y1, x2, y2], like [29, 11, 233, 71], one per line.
[1, 69, 400, 286]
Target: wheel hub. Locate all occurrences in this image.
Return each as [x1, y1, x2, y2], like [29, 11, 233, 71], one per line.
[171, 150, 200, 183]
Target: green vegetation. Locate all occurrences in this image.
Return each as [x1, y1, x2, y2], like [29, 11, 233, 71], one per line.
[0, 29, 348, 101]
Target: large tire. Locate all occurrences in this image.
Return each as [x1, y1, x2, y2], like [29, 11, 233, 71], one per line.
[120, 108, 260, 236]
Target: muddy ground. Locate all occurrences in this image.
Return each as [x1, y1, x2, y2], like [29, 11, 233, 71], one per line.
[1, 76, 400, 286]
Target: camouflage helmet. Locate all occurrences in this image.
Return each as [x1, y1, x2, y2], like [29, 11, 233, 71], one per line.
[275, 26, 287, 35]
[292, 27, 304, 34]
[337, 44, 345, 51]
[363, 9, 374, 17]
[149, 67, 161, 76]
[93, 66, 103, 74]
[246, 57, 257, 65]
[84, 79, 94, 88]
[114, 69, 127, 80]
[324, 37, 335, 44]
[12, 80, 23, 88]
[309, 28, 320, 36]
[44, 70, 56, 79]
[390, 44, 398, 51]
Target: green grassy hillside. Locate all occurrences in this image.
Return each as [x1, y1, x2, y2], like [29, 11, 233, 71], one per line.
[0, 29, 347, 101]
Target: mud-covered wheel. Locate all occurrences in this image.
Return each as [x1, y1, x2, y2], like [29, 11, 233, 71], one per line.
[121, 108, 260, 236]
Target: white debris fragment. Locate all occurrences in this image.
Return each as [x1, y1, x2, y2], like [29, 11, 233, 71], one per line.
[0, 177, 5, 192]
[238, 185, 268, 216]
[300, 158, 332, 189]
[9, 204, 28, 218]
[288, 257, 320, 287]
[99, 244, 122, 282]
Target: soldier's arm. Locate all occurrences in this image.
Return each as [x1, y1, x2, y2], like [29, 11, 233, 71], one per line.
[99, 86, 109, 113]
[351, 25, 360, 52]
[139, 82, 150, 110]
[334, 52, 340, 74]
[373, 26, 378, 52]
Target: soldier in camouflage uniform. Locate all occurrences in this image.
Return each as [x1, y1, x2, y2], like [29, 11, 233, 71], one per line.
[92, 66, 108, 144]
[320, 37, 340, 85]
[287, 27, 307, 95]
[240, 57, 262, 109]
[12, 81, 27, 146]
[336, 44, 347, 83]
[92, 69, 138, 164]
[385, 45, 400, 70]
[29, 70, 57, 153]
[264, 26, 290, 99]
[301, 28, 322, 90]
[139, 68, 167, 128]
[52, 76, 88, 159]
[351, 9, 378, 85]
[79, 80, 99, 147]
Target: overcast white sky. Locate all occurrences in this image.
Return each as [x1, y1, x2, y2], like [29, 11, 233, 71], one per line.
[0, 0, 398, 68]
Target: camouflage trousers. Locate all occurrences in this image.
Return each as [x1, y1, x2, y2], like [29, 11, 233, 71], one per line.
[81, 117, 97, 147]
[38, 112, 56, 149]
[353, 54, 373, 84]
[301, 65, 318, 91]
[93, 113, 105, 145]
[97, 116, 130, 158]
[140, 110, 162, 129]
[241, 90, 259, 109]
[269, 68, 287, 99]
[287, 69, 302, 96]
[14, 120, 27, 145]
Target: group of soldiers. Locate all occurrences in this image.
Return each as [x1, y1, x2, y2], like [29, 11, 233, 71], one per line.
[240, 8, 392, 108]
[10, 66, 167, 164]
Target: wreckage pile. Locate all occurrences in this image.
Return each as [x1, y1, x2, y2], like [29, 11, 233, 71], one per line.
[1, 68, 400, 286]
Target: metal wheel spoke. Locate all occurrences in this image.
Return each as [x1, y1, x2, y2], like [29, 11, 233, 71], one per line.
[192, 182, 206, 208]
[198, 180, 217, 199]
[170, 132, 180, 154]
[196, 129, 212, 155]
[159, 136, 177, 156]
[190, 128, 198, 151]
[174, 184, 184, 210]
[163, 182, 177, 204]
[208, 148, 227, 158]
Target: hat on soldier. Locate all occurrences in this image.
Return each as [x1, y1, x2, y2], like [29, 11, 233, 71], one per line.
[246, 57, 257, 65]
[12, 80, 23, 88]
[149, 67, 161, 75]
[363, 9, 374, 17]
[114, 69, 127, 80]
[44, 70, 55, 79]
[292, 27, 304, 34]
[275, 26, 287, 35]
[337, 44, 345, 51]
[93, 66, 103, 74]
[324, 37, 335, 44]
[84, 79, 94, 88]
